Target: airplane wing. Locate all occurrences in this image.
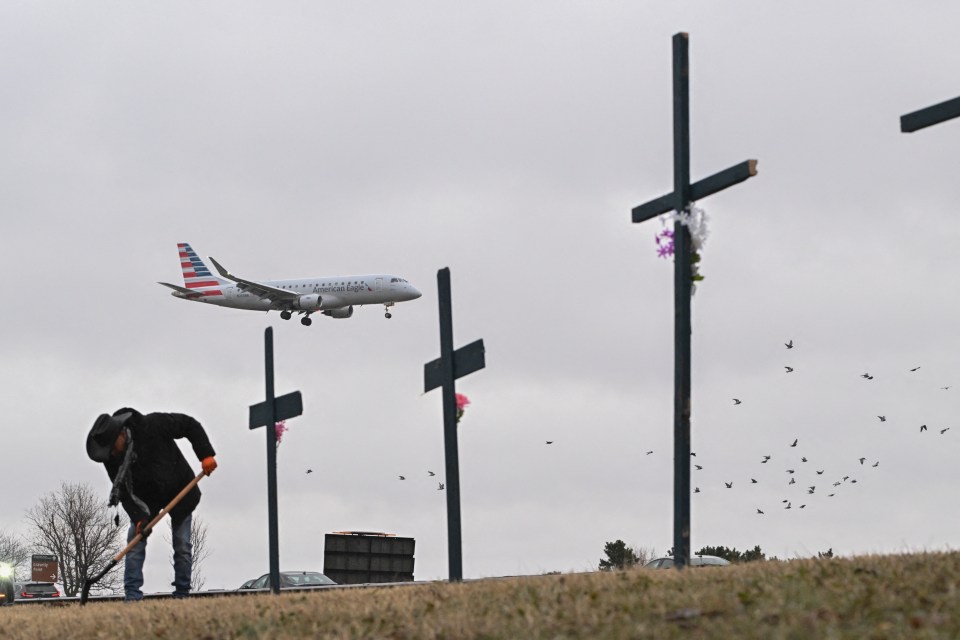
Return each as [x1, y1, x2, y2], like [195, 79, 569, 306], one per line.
[158, 282, 204, 299]
[207, 256, 300, 302]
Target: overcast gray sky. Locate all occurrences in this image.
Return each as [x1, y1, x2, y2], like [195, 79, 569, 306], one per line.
[2, 2, 958, 591]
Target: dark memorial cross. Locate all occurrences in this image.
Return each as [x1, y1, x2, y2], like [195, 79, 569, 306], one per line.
[631, 33, 757, 569]
[249, 326, 303, 594]
[423, 267, 485, 582]
[901, 96, 960, 132]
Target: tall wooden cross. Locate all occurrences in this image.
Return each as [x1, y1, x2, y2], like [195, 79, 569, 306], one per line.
[249, 326, 303, 594]
[631, 33, 757, 569]
[423, 267, 485, 582]
[901, 96, 960, 132]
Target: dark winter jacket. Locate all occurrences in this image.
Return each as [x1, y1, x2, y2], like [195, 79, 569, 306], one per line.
[103, 410, 215, 525]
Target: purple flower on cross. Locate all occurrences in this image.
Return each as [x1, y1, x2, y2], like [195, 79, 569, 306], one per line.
[655, 228, 675, 259]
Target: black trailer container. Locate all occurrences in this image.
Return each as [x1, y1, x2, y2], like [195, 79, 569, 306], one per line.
[323, 531, 415, 585]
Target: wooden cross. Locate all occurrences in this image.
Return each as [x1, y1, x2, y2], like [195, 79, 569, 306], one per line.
[423, 267, 485, 582]
[249, 326, 303, 594]
[901, 96, 960, 132]
[631, 33, 757, 569]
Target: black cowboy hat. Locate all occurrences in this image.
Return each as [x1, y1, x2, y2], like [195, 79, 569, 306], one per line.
[86, 411, 135, 462]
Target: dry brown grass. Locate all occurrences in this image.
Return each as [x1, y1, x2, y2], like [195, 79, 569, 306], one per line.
[1, 552, 959, 639]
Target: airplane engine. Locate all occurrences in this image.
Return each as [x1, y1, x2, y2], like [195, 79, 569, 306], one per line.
[293, 294, 322, 312]
[322, 306, 354, 319]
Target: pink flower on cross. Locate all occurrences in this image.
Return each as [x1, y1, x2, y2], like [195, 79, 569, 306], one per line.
[455, 393, 470, 424]
[275, 421, 288, 447]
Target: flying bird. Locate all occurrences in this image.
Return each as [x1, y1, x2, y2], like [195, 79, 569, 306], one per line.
[787, 469, 795, 474]
[799, 505, 806, 509]
[785, 340, 794, 349]
[546, 441, 554, 445]
[399, 475, 406, 480]
[828, 493, 835, 497]
[306, 469, 313, 474]
[762, 455, 772, 462]
[920, 425, 927, 432]
[859, 457, 866, 465]
[695, 465, 703, 470]
[694, 487, 700, 493]
[816, 470, 824, 475]
[789, 478, 796, 485]
[910, 366, 921, 372]
[801, 457, 808, 462]
[751, 478, 758, 484]
[833, 482, 841, 487]
[757, 509, 764, 514]
[790, 439, 798, 447]
[646, 451, 654, 455]
[725, 482, 733, 488]
[861, 373, 873, 379]
[785, 366, 794, 373]
[438, 483, 445, 490]
[941, 386, 951, 390]
[941, 428, 951, 435]
[851, 479, 858, 484]
[807, 489, 815, 494]
[878, 416, 886, 422]
[785, 502, 792, 509]
[428, 471, 436, 476]
[733, 398, 742, 405]
[872, 461, 879, 467]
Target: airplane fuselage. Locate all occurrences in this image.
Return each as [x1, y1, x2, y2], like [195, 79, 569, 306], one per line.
[176, 274, 420, 311]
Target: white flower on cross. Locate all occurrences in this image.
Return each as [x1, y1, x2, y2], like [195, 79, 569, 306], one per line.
[656, 203, 709, 294]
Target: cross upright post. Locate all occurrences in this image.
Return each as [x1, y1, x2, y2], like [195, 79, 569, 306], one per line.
[631, 32, 757, 569]
[423, 267, 485, 582]
[248, 326, 303, 593]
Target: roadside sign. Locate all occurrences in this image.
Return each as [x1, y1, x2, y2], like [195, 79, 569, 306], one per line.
[31, 554, 58, 583]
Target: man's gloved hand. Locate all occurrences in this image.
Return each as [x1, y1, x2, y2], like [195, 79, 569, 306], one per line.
[202, 456, 218, 476]
[136, 519, 151, 538]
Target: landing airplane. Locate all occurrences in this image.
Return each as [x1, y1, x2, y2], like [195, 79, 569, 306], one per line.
[159, 243, 421, 326]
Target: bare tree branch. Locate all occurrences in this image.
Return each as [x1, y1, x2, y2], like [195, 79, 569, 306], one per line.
[25, 482, 125, 596]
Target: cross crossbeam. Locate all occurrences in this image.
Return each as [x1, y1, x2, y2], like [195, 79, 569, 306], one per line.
[423, 267, 485, 582]
[630, 33, 757, 569]
[900, 96, 960, 133]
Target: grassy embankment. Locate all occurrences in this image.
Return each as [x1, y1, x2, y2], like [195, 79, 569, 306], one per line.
[1, 552, 958, 639]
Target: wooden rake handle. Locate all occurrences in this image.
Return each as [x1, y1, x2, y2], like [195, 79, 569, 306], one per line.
[81, 471, 207, 604]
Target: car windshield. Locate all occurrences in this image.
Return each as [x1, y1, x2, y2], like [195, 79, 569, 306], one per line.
[284, 572, 335, 586]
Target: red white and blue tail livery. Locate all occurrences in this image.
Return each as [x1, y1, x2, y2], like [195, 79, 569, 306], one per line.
[158, 243, 421, 326]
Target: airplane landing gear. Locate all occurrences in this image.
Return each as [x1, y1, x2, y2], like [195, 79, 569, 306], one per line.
[280, 311, 292, 320]
[384, 303, 394, 319]
[301, 316, 313, 326]
[385, 312, 392, 319]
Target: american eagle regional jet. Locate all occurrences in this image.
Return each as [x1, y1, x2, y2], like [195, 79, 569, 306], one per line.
[159, 243, 421, 326]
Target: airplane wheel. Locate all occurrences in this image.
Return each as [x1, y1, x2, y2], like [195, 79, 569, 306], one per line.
[301, 317, 313, 326]
[280, 311, 292, 320]
[385, 312, 392, 319]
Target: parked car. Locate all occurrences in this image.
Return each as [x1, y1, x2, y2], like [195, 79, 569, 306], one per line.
[12, 581, 61, 599]
[238, 571, 337, 590]
[643, 555, 731, 569]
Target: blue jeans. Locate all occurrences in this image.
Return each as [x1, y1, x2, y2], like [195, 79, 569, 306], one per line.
[124, 513, 193, 600]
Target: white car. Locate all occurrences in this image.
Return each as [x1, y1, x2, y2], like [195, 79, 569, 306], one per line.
[643, 555, 730, 569]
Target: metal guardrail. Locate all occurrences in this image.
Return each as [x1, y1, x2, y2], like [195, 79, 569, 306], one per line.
[5, 579, 422, 606]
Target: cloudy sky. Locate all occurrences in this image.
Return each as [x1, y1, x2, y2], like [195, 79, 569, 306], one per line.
[2, 2, 958, 591]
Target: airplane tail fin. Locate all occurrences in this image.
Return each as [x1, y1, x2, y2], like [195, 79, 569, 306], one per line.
[178, 243, 229, 293]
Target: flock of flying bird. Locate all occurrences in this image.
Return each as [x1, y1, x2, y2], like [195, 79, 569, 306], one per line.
[652, 339, 954, 516]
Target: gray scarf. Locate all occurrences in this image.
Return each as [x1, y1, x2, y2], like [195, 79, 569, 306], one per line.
[108, 428, 151, 518]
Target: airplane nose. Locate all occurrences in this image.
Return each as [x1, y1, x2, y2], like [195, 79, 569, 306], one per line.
[410, 285, 422, 300]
